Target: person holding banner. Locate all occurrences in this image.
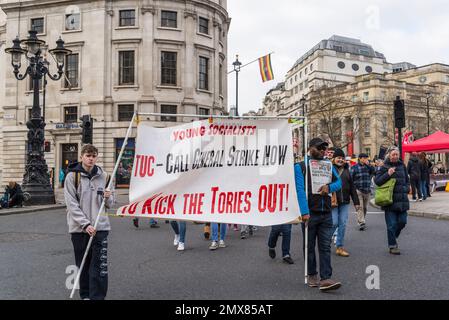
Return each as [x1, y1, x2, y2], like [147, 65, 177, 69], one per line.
[267, 160, 310, 264]
[171, 221, 187, 251]
[209, 223, 227, 250]
[64, 144, 115, 300]
[300, 138, 342, 292]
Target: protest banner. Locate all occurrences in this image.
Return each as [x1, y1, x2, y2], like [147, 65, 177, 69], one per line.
[117, 119, 301, 227]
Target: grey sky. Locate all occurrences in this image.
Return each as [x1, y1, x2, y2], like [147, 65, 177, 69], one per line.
[227, 0, 449, 114]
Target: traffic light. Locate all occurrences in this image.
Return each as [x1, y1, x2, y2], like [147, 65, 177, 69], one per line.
[394, 97, 405, 129]
[80, 115, 93, 144]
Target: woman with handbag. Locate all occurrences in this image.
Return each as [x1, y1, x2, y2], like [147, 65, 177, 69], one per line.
[331, 149, 360, 257]
[374, 147, 410, 255]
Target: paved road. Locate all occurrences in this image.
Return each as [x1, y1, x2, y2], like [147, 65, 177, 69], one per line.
[0, 205, 448, 300]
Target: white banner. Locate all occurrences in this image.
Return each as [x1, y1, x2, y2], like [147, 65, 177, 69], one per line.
[117, 119, 301, 227]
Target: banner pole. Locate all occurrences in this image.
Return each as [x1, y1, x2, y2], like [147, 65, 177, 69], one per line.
[70, 112, 137, 299]
[304, 117, 309, 285]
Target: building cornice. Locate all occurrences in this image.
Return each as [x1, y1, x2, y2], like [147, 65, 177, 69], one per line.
[154, 38, 185, 46]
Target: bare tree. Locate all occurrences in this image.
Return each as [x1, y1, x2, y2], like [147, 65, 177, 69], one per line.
[308, 79, 362, 149]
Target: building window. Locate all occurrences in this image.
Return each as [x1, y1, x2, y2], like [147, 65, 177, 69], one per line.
[64, 106, 78, 123]
[352, 95, 358, 103]
[31, 18, 44, 34]
[365, 148, 371, 157]
[199, 56, 209, 90]
[359, 49, 370, 56]
[65, 13, 81, 31]
[445, 75, 449, 83]
[161, 51, 177, 86]
[65, 53, 79, 88]
[27, 108, 32, 121]
[300, 71, 302, 78]
[29, 78, 43, 91]
[363, 92, 369, 102]
[310, 63, 313, 71]
[119, 51, 135, 85]
[304, 80, 309, 88]
[364, 118, 371, 137]
[366, 66, 373, 73]
[161, 105, 177, 122]
[300, 83, 303, 90]
[219, 64, 223, 96]
[161, 10, 177, 28]
[199, 108, 210, 116]
[305, 67, 308, 75]
[381, 117, 388, 137]
[118, 104, 134, 122]
[295, 75, 297, 82]
[338, 61, 345, 69]
[119, 10, 135, 27]
[352, 64, 359, 71]
[334, 45, 343, 52]
[199, 17, 209, 34]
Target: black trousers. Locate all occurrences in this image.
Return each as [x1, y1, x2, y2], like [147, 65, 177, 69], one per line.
[71, 231, 109, 300]
[9, 194, 24, 207]
[410, 177, 422, 200]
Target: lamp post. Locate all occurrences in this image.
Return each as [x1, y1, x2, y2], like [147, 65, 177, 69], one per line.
[300, 95, 306, 157]
[232, 55, 242, 117]
[426, 92, 431, 136]
[5, 30, 71, 205]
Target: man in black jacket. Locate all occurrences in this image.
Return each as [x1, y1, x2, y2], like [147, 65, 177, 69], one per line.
[301, 138, 342, 292]
[407, 153, 422, 201]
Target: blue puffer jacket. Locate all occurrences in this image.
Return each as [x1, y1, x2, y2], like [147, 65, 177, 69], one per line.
[374, 158, 410, 212]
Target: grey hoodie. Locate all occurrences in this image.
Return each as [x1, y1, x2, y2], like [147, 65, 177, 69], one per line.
[64, 162, 115, 234]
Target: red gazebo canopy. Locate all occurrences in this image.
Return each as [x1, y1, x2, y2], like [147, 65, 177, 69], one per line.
[403, 131, 449, 154]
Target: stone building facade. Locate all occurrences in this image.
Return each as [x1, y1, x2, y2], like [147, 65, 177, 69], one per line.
[0, 0, 230, 188]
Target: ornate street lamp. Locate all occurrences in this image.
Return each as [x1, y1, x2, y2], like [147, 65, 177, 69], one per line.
[5, 30, 72, 205]
[232, 55, 242, 117]
[300, 95, 307, 156]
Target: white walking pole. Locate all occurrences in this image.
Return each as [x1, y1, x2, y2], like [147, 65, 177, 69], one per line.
[70, 112, 137, 299]
[304, 117, 309, 285]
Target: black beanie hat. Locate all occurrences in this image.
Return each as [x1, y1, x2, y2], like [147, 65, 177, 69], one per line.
[333, 148, 345, 158]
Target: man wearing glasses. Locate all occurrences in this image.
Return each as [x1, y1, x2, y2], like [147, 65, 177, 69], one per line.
[300, 138, 342, 292]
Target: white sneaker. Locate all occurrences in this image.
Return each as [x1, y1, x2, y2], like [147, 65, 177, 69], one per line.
[177, 242, 185, 251]
[173, 234, 180, 246]
[219, 240, 226, 248]
[209, 241, 219, 250]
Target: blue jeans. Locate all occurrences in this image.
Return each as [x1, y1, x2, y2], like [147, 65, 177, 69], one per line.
[170, 221, 186, 243]
[268, 224, 292, 257]
[420, 180, 428, 199]
[301, 213, 333, 280]
[212, 223, 227, 241]
[385, 211, 408, 248]
[331, 204, 349, 248]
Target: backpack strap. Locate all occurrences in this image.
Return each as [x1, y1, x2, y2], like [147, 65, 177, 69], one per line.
[105, 172, 112, 189]
[74, 172, 81, 202]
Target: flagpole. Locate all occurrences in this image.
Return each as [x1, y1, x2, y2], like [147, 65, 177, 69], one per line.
[304, 117, 309, 285]
[227, 52, 275, 75]
[69, 112, 137, 299]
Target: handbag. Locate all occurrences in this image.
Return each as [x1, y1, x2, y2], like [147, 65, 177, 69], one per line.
[375, 178, 396, 206]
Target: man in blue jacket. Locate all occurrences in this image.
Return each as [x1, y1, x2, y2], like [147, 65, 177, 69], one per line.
[299, 138, 342, 292]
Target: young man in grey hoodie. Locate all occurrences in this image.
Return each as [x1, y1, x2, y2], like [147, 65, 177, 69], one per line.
[64, 144, 115, 300]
